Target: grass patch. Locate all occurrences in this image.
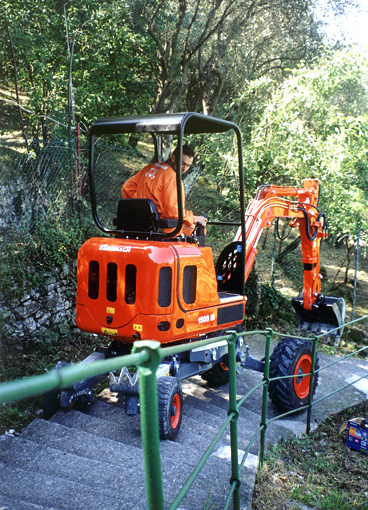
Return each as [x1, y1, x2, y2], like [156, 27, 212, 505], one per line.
[253, 400, 368, 510]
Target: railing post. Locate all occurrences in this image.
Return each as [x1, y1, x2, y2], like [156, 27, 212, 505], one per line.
[227, 330, 241, 510]
[306, 335, 318, 435]
[132, 340, 164, 510]
[259, 328, 272, 466]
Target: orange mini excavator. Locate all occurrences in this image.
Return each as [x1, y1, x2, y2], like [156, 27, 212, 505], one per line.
[43, 113, 345, 440]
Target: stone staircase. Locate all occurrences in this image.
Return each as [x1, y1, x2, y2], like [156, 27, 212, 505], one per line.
[0, 367, 279, 510]
[1, 333, 367, 510]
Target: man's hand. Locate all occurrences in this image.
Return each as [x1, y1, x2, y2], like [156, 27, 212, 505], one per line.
[194, 215, 208, 226]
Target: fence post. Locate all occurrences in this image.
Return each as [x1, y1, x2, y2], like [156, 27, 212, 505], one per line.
[351, 225, 361, 322]
[259, 328, 272, 466]
[306, 335, 318, 435]
[132, 340, 164, 510]
[227, 330, 241, 510]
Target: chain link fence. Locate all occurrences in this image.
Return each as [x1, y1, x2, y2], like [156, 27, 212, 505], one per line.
[0, 137, 85, 235]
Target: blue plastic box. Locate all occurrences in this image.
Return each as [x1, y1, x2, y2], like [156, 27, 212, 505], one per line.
[346, 419, 368, 455]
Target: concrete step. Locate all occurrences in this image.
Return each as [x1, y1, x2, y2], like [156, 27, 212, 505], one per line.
[0, 493, 57, 510]
[50, 408, 142, 448]
[0, 362, 262, 510]
[21, 418, 143, 468]
[51, 401, 219, 460]
[0, 435, 143, 496]
[48, 405, 256, 509]
[182, 386, 264, 454]
[0, 460, 135, 510]
[92, 388, 263, 461]
[86, 396, 224, 453]
[94, 376, 290, 452]
[0, 433, 220, 510]
[2, 332, 366, 510]
[183, 375, 299, 448]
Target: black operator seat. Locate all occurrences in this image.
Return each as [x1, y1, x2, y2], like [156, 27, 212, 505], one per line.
[113, 198, 177, 236]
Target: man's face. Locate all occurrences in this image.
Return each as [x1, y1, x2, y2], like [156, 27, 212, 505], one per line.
[171, 153, 194, 174]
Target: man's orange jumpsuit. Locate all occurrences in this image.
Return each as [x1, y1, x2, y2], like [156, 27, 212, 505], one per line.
[122, 161, 195, 234]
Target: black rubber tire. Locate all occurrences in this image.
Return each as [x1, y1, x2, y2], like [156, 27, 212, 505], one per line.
[268, 337, 319, 412]
[157, 376, 183, 441]
[201, 361, 230, 386]
[42, 389, 61, 420]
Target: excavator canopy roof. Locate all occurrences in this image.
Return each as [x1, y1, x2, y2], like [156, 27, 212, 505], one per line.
[90, 112, 239, 136]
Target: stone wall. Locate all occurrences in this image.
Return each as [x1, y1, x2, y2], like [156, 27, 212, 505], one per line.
[0, 264, 77, 353]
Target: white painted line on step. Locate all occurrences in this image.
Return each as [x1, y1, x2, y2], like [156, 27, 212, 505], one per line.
[214, 445, 259, 469]
[357, 364, 368, 371]
[346, 374, 368, 397]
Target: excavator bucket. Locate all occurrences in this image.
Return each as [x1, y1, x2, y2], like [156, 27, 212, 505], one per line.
[291, 295, 346, 345]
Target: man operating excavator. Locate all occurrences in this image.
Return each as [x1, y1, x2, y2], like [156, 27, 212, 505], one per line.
[121, 144, 207, 235]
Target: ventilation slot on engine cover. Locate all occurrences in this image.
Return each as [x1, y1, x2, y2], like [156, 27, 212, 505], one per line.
[88, 260, 99, 299]
[158, 267, 172, 307]
[125, 264, 137, 304]
[183, 265, 197, 305]
[106, 262, 117, 302]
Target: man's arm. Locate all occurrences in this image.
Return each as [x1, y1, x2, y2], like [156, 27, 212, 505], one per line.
[122, 171, 140, 198]
[160, 173, 207, 229]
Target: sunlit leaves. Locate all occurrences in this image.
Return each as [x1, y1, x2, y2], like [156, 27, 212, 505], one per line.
[242, 48, 368, 238]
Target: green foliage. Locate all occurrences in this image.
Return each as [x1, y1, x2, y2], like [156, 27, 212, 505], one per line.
[259, 283, 294, 321]
[261, 283, 289, 310]
[0, 202, 98, 298]
[1, 0, 347, 140]
[0, 401, 36, 434]
[0, 0, 157, 137]
[239, 48, 368, 240]
[0, 331, 104, 435]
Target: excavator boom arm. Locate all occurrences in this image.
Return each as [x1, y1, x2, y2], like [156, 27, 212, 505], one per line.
[233, 178, 344, 340]
[235, 179, 325, 310]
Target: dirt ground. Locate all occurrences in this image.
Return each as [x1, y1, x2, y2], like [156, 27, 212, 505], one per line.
[252, 399, 368, 510]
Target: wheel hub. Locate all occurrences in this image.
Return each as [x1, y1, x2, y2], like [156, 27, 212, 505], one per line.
[170, 393, 181, 428]
[293, 354, 312, 399]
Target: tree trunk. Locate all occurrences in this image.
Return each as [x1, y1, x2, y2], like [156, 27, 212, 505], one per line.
[6, 18, 29, 149]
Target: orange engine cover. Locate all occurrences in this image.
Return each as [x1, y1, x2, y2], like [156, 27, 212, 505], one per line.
[76, 237, 246, 344]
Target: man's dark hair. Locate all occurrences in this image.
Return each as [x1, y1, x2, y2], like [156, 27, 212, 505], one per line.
[173, 144, 195, 159]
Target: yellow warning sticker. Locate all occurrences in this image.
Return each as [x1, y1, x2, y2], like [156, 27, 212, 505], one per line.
[101, 327, 118, 337]
[106, 307, 115, 314]
[133, 324, 143, 332]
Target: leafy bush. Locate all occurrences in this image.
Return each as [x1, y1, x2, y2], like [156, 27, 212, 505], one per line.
[0, 201, 99, 298]
[260, 283, 294, 320]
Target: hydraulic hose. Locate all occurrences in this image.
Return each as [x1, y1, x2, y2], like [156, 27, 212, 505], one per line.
[297, 204, 326, 242]
[255, 184, 271, 200]
[275, 217, 293, 241]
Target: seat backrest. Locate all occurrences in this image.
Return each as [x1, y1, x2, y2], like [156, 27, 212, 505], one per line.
[115, 198, 160, 233]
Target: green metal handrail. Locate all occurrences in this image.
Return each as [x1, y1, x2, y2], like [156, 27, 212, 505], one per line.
[1, 314, 368, 509]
